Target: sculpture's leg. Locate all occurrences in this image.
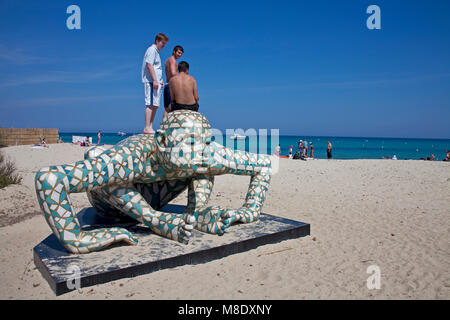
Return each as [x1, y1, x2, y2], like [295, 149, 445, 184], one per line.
[98, 185, 195, 244]
[87, 185, 131, 218]
[35, 168, 138, 254]
[84, 146, 125, 217]
[87, 179, 190, 218]
[34, 148, 145, 253]
[84, 145, 109, 159]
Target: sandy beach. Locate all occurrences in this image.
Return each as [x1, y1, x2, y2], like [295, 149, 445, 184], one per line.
[0, 143, 449, 299]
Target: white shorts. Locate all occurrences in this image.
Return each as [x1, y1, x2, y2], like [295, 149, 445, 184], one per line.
[144, 82, 162, 107]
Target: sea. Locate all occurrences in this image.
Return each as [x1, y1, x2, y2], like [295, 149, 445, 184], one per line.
[59, 132, 450, 161]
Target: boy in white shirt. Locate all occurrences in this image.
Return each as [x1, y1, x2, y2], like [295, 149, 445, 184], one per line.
[142, 33, 169, 134]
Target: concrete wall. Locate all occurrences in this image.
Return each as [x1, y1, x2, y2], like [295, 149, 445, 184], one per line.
[0, 128, 59, 146]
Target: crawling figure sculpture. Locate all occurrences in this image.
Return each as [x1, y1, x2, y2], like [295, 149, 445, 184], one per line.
[35, 110, 271, 254]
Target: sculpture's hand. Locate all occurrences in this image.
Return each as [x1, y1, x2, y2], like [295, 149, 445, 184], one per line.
[192, 206, 241, 235]
[235, 207, 260, 223]
[220, 209, 242, 227]
[156, 214, 195, 244]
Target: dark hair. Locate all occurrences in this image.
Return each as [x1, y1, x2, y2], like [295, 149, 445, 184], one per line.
[178, 61, 189, 73]
[173, 45, 184, 53]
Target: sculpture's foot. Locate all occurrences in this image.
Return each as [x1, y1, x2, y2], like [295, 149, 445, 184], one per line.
[67, 227, 138, 254]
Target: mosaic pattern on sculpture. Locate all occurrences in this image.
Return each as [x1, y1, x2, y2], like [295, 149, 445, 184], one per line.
[35, 110, 271, 254]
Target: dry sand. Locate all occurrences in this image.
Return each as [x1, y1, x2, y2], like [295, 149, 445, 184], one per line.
[0, 143, 449, 299]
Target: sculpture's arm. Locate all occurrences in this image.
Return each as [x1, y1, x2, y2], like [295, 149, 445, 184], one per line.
[35, 144, 148, 254]
[184, 175, 214, 213]
[237, 168, 271, 223]
[208, 143, 272, 224]
[92, 184, 195, 244]
[183, 175, 232, 235]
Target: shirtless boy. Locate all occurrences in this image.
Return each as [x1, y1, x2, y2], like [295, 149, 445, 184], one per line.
[163, 45, 184, 116]
[169, 61, 199, 112]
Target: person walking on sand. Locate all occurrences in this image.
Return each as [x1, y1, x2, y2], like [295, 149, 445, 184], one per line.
[163, 45, 184, 117]
[309, 141, 314, 158]
[97, 130, 102, 145]
[169, 61, 199, 112]
[327, 140, 332, 159]
[289, 145, 293, 159]
[142, 33, 169, 134]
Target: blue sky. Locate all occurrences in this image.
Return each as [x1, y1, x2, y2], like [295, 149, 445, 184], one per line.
[0, 0, 449, 138]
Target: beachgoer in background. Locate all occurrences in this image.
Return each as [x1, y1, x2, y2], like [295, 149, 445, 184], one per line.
[97, 130, 102, 145]
[444, 150, 450, 162]
[293, 140, 306, 160]
[275, 144, 281, 157]
[299, 140, 306, 157]
[309, 142, 314, 158]
[82, 136, 91, 147]
[430, 153, 435, 161]
[289, 145, 293, 159]
[327, 141, 332, 159]
[142, 33, 169, 134]
[169, 61, 199, 112]
[164, 45, 184, 117]
[39, 135, 49, 148]
[304, 139, 308, 157]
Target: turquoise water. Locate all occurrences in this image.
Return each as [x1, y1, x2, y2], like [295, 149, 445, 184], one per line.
[59, 132, 450, 161]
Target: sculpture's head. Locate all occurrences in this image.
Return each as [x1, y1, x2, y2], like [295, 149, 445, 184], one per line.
[155, 110, 213, 173]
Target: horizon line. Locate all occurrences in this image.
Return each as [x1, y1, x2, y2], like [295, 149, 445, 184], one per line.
[57, 131, 450, 141]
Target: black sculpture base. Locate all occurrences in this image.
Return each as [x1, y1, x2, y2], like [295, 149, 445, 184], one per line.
[33, 205, 310, 295]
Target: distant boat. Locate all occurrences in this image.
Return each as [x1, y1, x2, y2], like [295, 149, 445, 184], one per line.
[117, 131, 126, 136]
[230, 133, 246, 140]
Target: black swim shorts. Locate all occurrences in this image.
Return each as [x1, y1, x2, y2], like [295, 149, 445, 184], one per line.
[163, 84, 171, 111]
[170, 102, 199, 112]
